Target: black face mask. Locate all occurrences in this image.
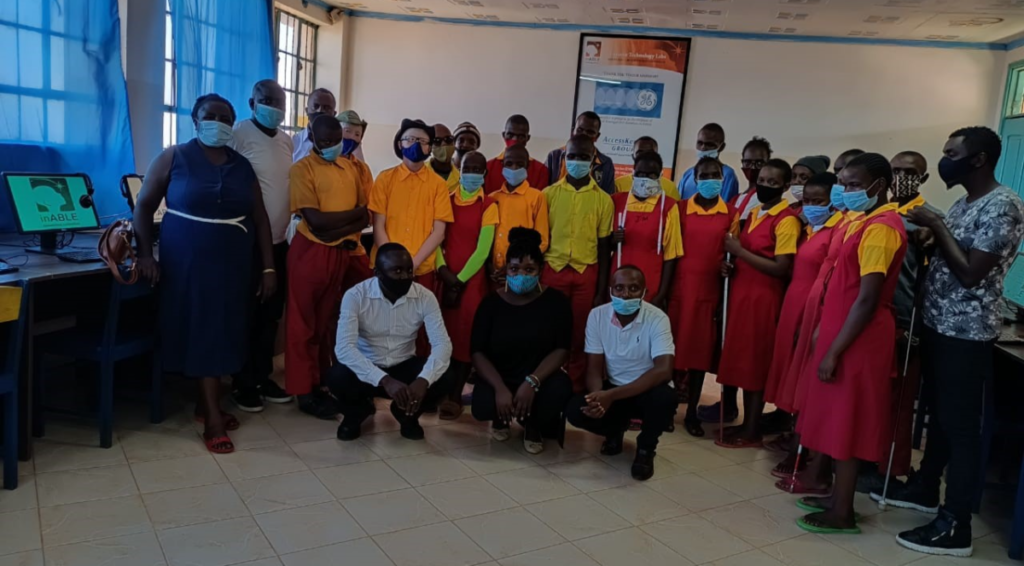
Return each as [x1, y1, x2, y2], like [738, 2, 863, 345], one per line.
[938, 154, 978, 189]
[755, 183, 783, 205]
[742, 167, 760, 185]
[378, 274, 413, 299]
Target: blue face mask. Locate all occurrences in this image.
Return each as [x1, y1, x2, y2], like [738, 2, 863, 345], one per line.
[341, 138, 360, 157]
[803, 204, 832, 227]
[253, 103, 284, 130]
[697, 179, 723, 199]
[402, 142, 429, 163]
[844, 180, 880, 213]
[830, 184, 847, 211]
[461, 173, 485, 193]
[506, 273, 540, 295]
[696, 148, 719, 160]
[503, 167, 528, 187]
[319, 142, 343, 162]
[565, 159, 592, 180]
[197, 120, 233, 148]
[610, 294, 644, 316]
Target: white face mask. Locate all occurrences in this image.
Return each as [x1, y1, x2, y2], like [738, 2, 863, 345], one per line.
[631, 176, 662, 199]
[789, 185, 805, 201]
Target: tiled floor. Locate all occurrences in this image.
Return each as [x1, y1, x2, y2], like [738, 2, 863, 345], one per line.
[0, 385, 1017, 566]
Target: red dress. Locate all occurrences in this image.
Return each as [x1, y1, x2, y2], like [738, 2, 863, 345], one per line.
[796, 209, 907, 462]
[717, 203, 799, 391]
[610, 192, 678, 296]
[668, 197, 736, 372]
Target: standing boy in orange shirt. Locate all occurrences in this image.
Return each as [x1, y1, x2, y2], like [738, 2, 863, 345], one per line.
[489, 143, 549, 282]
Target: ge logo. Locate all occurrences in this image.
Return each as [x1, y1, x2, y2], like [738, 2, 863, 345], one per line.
[636, 89, 657, 111]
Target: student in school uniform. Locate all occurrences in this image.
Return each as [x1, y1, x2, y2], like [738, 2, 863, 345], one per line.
[833, 149, 865, 175]
[614, 137, 680, 200]
[489, 144, 549, 282]
[435, 151, 500, 420]
[715, 158, 801, 448]
[484, 115, 549, 194]
[668, 157, 738, 437]
[542, 134, 614, 390]
[787, 155, 831, 212]
[795, 153, 908, 535]
[426, 123, 460, 195]
[545, 112, 616, 194]
[291, 89, 337, 162]
[610, 151, 682, 309]
[677, 123, 740, 202]
[369, 119, 455, 291]
[336, 110, 375, 292]
[452, 122, 481, 172]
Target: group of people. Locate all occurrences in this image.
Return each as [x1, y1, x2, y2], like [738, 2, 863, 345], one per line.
[130, 78, 1024, 559]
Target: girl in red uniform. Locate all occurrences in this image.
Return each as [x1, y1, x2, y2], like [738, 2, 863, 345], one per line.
[795, 153, 907, 534]
[716, 159, 802, 448]
[669, 157, 738, 437]
[435, 151, 500, 419]
[611, 151, 683, 309]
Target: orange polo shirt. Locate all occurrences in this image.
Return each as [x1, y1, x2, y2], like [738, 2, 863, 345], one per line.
[369, 163, 455, 276]
[490, 181, 549, 270]
[289, 153, 366, 247]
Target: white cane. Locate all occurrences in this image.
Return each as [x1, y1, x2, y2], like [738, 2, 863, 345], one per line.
[878, 303, 917, 510]
[616, 211, 625, 269]
[719, 252, 731, 444]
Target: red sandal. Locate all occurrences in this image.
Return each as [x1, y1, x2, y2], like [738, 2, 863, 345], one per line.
[195, 413, 240, 431]
[774, 476, 830, 494]
[204, 434, 234, 454]
[714, 435, 763, 449]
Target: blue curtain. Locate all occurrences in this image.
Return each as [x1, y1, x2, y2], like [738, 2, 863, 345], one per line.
[172, 0, 275, 143]
[0, 0, 135, 232]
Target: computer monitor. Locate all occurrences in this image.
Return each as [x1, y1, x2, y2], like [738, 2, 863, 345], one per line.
[2, 172, 101, 254]
[1003, 252, 1024, 310]
[120, 174, 166, 223]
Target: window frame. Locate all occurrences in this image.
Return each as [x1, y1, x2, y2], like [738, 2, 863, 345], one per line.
[274, 9, 318, 135]
[162, 0, 177, 148]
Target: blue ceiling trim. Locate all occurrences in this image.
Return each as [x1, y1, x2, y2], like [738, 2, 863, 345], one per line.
[303, 0, 335, 11]
[1008, 35, 1024, 51]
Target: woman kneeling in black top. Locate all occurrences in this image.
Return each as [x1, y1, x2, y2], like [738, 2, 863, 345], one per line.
[470, 228, 574, 454]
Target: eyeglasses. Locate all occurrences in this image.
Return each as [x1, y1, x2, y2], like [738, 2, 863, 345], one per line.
[432, 136, 455, 146]
[400, 136, 431, 146]
[741, 159, 766, 169]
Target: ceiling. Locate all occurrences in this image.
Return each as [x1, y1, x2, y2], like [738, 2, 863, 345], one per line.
[323, 0, 1024, 46]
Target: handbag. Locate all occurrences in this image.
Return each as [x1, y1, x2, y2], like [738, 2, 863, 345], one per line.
[97, 219, 139, 285]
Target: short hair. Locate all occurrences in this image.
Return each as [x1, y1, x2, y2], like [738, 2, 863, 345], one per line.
[700, 123, 725, 139]
[613, 264, 646, 284]
[504, 143, 530, 161]
[742, 136, 772, 158]
[806, 171, 839, 190]
[633, 150, 663, 172]
[838, 148, 865, 161]
[191, 93, 235, 123]
[506, 228, 544, 266]
[634, 136, 657, 149]
[894, 150, 927, 167]
[845, 152, 894, 187]
[578, 111, 602, 128]
[309, 88, 336, 105]
[695, 156, 724, 174]
[376, 243, 409, 262]
[950, 126, 1002, 166]
[567, 133, 595, 150]
[763, 158, 792, 184]
[506, 114, 530, 128]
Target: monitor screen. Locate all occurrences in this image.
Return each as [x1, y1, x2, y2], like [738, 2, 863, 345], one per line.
[1004, 252, 1024, 310]
[3, 173, 101, 233]
[123, 175, 166, 223]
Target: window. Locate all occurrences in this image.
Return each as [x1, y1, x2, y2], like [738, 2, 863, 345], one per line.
[1005, 63, 1024, 119]
[163, 0, 177, 147]
[276, 11, 318, 134]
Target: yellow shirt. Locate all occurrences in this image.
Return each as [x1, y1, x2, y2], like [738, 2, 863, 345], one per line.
[490, 181, 549, 270]
[844, 203, 903, 276]
[369, 163, 455, 276]
[747, 200, 801, 255]
[897, 194, 926, 215]
[427, 159, 460, 195]
[623, 193, 684, 260]
[544, 178, 614, 273]
[290, 154, 366, 247]
[614, 175, 681, 201]
[685, 196, 740, 235]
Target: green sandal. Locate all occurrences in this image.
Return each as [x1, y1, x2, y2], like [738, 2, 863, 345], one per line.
[795, 497, 862, 519]
[796, 515, 861, 535]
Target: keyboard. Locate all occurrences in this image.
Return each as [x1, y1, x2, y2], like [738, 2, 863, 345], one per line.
[55, 249, 103, 263]
[0, 261, 17, 275]
[997, 331, 1024, 344]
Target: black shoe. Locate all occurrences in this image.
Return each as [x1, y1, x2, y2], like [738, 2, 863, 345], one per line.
[896, 508, 973, 557]
[337, 418, 363, 441]
[869, 469, 939, 513]
[259, 380, 293, 404]
[600, 434, 624, 456]
[856, 469, 886, 495]
[400, 420, 425, 440]
[232, 387, 264, 413]
[298, 391, 339, 420]
[631, 449, 655, 481]
[696, 402, 739, 424]
[759, 410, 793, 435]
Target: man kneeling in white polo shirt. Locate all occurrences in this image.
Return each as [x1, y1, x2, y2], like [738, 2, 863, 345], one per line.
[566, 265, 676, 481]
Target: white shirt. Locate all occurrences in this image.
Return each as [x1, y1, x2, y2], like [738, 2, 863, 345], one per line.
[335, 278, 452, 387]
[584, 302, 674, 386]
[292, 129, 314, 163]
[230, 120, 294, 243]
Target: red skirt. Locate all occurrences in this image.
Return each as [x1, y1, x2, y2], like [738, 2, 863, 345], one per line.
[716, 271, 785, 391]
[763, 276, 815, 405]
[440, 271, 489, 364]
[669, 268, 722, 372]
[784, 279, 826, 414]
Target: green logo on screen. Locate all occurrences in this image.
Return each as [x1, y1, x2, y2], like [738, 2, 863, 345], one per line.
[29, 177, 79, 224]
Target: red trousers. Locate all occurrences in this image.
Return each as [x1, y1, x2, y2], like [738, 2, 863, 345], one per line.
[879, 326, 921, 477]
[343, 254, 373, 294]
[285, 233, 350, 396]
[541, 264, 598, 392]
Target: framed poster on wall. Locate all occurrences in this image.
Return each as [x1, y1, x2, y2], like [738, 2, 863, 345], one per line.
[572, 34, 691, 179]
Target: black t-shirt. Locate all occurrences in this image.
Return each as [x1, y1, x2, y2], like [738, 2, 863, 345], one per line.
[470, 288, 573, 381]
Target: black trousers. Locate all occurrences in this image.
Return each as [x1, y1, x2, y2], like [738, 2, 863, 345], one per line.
[234, 241, 289, 392]
[325, 357, 452, 424]
[472, 371, 573, 432]
[917, 327, 993, 523]
[566, 382, 677, 451]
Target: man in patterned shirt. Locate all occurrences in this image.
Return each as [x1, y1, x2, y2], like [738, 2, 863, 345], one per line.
[881, 127, 1024, 557]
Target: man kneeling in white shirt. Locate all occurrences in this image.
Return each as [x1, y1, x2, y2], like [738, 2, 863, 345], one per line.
[328, 243, 453, 441]
[566, 266, 676, 481]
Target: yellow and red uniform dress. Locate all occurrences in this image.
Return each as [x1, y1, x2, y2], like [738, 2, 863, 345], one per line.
[609, 192, 683, 297]
[668, 196, 738, 372]
[765, 212, 843, 410]
[796, 205, 907, 462]
[716, 201, 801, 392]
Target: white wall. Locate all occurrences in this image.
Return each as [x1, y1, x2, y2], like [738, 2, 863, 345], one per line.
[346, 17, 1008, 212]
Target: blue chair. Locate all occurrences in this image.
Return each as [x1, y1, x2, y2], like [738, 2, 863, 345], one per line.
[33, 278, 161, 448]
[0, 283, 28, 489]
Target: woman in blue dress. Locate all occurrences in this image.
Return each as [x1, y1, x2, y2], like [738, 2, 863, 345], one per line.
[134, 94, 277, 454]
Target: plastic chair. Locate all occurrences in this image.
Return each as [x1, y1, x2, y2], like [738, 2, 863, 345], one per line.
[33, 278, 161, 448]
[0, 283, 28, 489]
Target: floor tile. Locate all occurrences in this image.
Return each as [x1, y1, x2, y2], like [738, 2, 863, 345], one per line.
[218, 415, 284, 451]
[289, 438, 379, 469]
[455, 507, 566, 559]
[386, 452, 476, 487]
[745, 455, 784, 479]
[262, 408, 339, 444]
[236, 560, 283, 566]
[360, 431, 442, 459]
[374, 521, 491, 566]
[702, 501, 806, 547]
[0, 551, 43, 566]
[142, 483, 249, 529]
[597, 451, 685, 481]
[422, 423, 491, 451]
[232, 470, 334, 515]
[449, 442, 537, 476]
[526, 494, 630, 541]
[254, 501, 365, 554]
[342, 488, 447, 535]
[484, 466, 580, 505]
[36, 465, 138, 507]
[214, 445, 307, 482]
[656, 442, 734, 473]
[761, 533, 873, 566]
[861, 506, 933, 535]
[314, 461, 409, 500]
[416, 477, 517, 520]
[119, 430, 207, 464]
[699, 465, 783, 499]
[131, 454, 227, 494]
[497, 543, 600, 566]
[817, 522, 925, 566]
[700, 441, 777, 465]
[32, 440, 127, 473]
[545, 457, 628, 493]
[39, 495, 151, 547]
[587, 483, 688, 526]
[0, 509, 42, 555]
[509, 435, 591, 467]
[0, 476, 38, 513]
[640, 514, 753, 564]
[280, 537, 394, 566]
[41, 531, 165, 566]
[647, 473, 743, 512]
[574, 527, 693, 566]
[703, 549, 787, 566]
[157, 517, 274, 566]
[749, 493, 808, 522]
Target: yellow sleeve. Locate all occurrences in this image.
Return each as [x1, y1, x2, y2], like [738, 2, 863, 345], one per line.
[662, 203, 683, 260]
[356, 162, 373, 206]
[368, 170, 389, 215]
[614, 176, 632, 194]
[774, 215, 801, 256]
[535, 192, 550, 253]
[289, 160, 319, 213]
[482, 202, 499, 227]
[728, 212, 740, 237]
[858, 223, 903, 276]
[597, 193, 614, 238]
[433, 180, 455, 223]
[661, 178, 680, 201]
